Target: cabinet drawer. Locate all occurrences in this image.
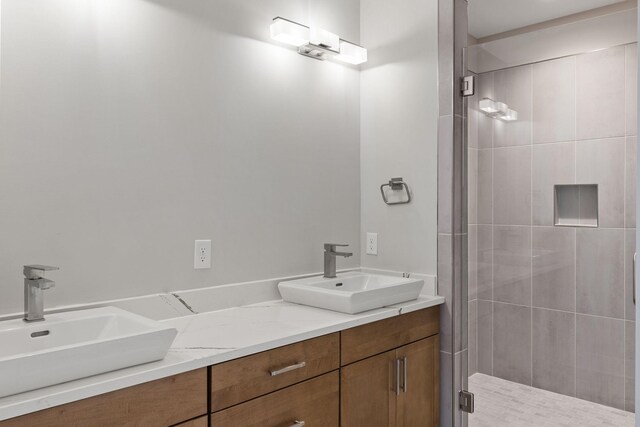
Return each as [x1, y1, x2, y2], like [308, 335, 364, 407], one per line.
[174, 416, 208, 427]
[341, 307, 439, 365]
[0, 369, 207, 427]
[211, 333, 339, 411]
[211, 371, 339, 427]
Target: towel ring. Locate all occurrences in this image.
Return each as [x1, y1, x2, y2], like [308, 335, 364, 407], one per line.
[380, 178, 411, 205]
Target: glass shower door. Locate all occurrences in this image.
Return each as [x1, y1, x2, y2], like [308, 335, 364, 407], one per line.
[466, 38, 638, 425]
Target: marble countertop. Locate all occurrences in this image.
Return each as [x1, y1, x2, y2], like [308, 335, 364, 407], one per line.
[0, 295, 444, 421]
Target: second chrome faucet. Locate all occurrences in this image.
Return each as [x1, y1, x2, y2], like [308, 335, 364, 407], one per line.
[24, 265, 58, 322]
[323, 243, 352, 278]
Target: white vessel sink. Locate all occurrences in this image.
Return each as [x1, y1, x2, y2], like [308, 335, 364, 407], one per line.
[278, 272, 424, 314]
[0, 307, 177, 398]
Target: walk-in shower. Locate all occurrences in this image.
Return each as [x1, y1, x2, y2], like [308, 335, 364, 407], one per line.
[464, 2, 638, 425]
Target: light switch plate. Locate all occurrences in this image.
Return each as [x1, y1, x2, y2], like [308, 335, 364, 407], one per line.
[194, 240, 211, 269]
[366, 233, 378, 255]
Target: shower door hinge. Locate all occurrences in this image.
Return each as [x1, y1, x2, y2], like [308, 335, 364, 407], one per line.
[461, 75, 475, 97]
[459, 390, 475, 413]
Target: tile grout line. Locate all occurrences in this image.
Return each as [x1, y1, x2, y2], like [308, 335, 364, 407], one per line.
[574, 54, 578, 399]
[482, 224, 634, 230]
[529, 63, 534, 387]
[477, 90, 480, 378]
[623, 42, 627, 411]
[482, 299, 629, 323]
[488, 135, 628, 148]
[490, 70, 495, 377]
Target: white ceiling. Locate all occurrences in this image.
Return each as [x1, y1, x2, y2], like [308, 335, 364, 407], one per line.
[468, 0, 627, 39]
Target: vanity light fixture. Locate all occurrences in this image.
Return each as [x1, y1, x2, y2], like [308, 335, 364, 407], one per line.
[479, 97, 518, 122]
[494, 102, 508, 116]
[270, 17, 310, 47]
[309, 27, 340, 52]
[335, 41, 368, 65]
[270, 17, 368, 65]
[479, 98, 498, 114]
[500, 108, 518, 122]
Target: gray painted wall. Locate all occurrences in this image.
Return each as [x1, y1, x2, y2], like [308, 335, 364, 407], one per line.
[0, 0, 364, 315]
[359, 0, 439, 275]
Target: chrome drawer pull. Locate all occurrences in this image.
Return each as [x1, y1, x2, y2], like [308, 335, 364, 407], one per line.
[269, 361, 306, 376]
[634, 252, 637, 305]
[402, 357, 408, 393]
[289, 421, 305, 427]
[395, 358, 401, 395]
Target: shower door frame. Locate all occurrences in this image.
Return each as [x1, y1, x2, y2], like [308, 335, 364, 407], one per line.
[636, 5, 640, 422]
[436, 0, 469, 426]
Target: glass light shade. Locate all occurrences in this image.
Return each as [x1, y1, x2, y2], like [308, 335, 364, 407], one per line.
[500, 108, 518, 122]
[335, 41, 368, 65]
[479, 98, 498, 114]
[494, 102, 508, 115]
[309, 27, 340, 50]
[270, 18, 310, 47]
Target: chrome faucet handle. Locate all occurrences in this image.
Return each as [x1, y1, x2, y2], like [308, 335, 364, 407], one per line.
[24, 265, 59, 280]
[324, 243, 349, 252]
[30, 278, 55, 290]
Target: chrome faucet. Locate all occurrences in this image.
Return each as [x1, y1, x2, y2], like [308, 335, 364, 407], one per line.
[23, 265, 59, 322]
[323, 244, 352, 278]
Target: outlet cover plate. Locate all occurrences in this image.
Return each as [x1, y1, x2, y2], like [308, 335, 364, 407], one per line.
[366, 233, 378, 255]
[194, 240, 211, 269]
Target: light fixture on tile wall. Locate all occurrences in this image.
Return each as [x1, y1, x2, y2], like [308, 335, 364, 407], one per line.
[479, 97, 518, 122]
[270, 17, 368, 65]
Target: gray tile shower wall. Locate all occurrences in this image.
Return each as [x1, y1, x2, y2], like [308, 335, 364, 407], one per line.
[468, 43, 638, 412]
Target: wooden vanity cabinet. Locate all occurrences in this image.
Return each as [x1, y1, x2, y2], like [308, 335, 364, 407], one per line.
[340, 348, 398, 426]
[211, 371, 339, 427]
[340, 307, 440, 427]
[173, 416, 208, 427]
[210, 333, 340, 426]
[340, 338, 439, 427]
[0, 306, 439, 427]
[340, 307, 439, 365]
[210, 333, 339, 411]
[395, 336, 440, 427]
[0, 369, 207, 427]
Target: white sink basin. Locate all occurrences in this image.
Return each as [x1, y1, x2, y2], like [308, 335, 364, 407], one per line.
[0, 307, 177, 398]
[278, 272, 424, 314]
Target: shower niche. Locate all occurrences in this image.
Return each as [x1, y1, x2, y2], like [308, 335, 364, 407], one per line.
[553, 184, 598, 228]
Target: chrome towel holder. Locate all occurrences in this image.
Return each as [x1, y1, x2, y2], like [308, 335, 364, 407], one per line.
[380, 177, 411, 205]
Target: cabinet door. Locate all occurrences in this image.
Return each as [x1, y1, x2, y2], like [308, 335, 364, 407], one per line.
[396, 336, 439, 427]
[340, 349, 398, 427]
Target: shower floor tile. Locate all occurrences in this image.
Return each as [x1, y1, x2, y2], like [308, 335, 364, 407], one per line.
[469, 373, 635, 427]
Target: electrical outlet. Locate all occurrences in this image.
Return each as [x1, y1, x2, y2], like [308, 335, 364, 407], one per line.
[366, 233, 378, 255]
[194, 240, 211, 269]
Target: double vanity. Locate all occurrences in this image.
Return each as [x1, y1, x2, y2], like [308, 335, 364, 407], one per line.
[0, 266, 443, 426]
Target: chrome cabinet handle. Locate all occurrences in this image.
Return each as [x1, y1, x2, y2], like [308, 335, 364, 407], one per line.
[289, 421, 305, 427]
[402, 357, 408, 393]
[634, 252, 637, 305]
[269, 361, 306, 377]
[395, 358, 401, 395]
